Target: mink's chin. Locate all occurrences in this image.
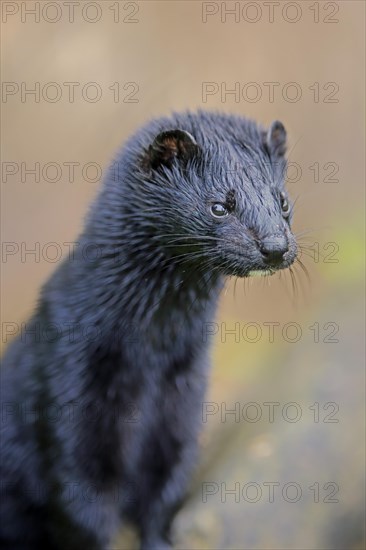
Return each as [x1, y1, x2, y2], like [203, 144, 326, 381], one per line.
[246, 263, 291, 277]
[218, 254, 297, 278]
[247, 269, 276, 277]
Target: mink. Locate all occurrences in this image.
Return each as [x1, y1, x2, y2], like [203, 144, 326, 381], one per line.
[0, 110, 297, 549]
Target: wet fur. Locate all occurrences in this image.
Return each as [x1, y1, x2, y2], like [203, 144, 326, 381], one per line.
[0, 111, 295, 549]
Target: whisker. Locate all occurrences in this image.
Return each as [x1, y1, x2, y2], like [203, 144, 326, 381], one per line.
[288, 265, 299, 305]
[296, 257, 311, 286]
[233, 276, 239, 300]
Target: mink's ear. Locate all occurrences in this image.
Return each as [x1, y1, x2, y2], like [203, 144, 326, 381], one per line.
[265, 120, 287, 157]
[142, 129, 200, 171]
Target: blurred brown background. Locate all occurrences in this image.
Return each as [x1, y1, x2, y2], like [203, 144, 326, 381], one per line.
[1, 1, 365, 549]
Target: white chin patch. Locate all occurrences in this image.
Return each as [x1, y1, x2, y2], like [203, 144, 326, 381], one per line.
[248, 269, 273, 277]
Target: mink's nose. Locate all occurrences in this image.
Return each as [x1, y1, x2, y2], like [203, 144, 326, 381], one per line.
[259, 236, 289, 266]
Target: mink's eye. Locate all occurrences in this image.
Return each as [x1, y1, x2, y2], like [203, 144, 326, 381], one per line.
[280, 192, 290, 218]
[210, 203, 229, 218]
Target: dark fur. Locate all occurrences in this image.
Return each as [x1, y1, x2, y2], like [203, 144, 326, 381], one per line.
[0, 111, 297, 549]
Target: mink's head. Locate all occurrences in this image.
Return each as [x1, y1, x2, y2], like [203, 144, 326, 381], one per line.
[126, 111, 297, 278]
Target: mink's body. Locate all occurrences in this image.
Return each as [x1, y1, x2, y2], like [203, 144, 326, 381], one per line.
[1, 111, 297, 549]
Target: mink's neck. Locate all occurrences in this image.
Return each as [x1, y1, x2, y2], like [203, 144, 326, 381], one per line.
[62, 230, 223, 338]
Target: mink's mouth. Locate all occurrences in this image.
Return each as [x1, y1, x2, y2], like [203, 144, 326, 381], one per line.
[218, 246, 297, 278]
[247, 269, 275, 277]
[223, 264, 291, 278]
[246, 260, 293, 277]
